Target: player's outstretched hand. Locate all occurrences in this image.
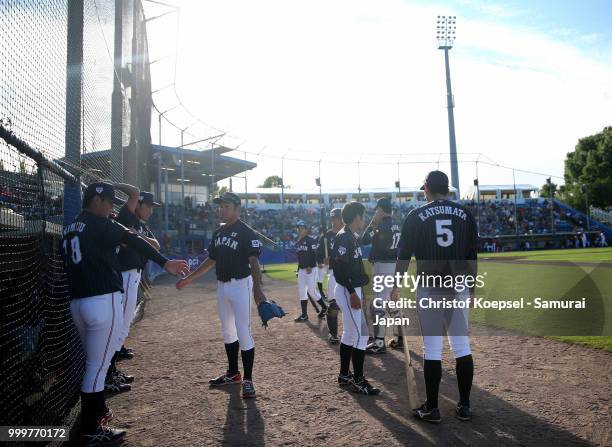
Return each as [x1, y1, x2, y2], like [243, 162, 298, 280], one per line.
[176, 276, 192, 291]
[164, 259, 190, 277]
[349, 292, 361, 309]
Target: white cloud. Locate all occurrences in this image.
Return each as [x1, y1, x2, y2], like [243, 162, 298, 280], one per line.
[147, 0, 612, 196]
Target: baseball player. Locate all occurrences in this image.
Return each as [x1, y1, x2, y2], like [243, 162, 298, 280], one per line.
[294, 220, 328, 322]
[332, 202, 380, 396]
[105, 190, 161, 390]
[391, 170, 478, 423]
[175, 192, 266, 399]
[317, 208, 344, 344]
[63, 182, 189, 445]
[360, 197, 401, 355]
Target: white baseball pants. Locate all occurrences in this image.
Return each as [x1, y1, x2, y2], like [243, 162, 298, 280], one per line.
[119, 269, 141, 351]
[417, 287, 471, 361]
[217, 276, 255, 351]
[297, 268, 321, 301]
[71, 292, 123, 392]
[335, 285, 369, 350]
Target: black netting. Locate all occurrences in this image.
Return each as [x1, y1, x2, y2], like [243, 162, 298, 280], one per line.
[0, 0, 152, 433]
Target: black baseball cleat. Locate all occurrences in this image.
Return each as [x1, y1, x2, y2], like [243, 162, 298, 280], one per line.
[209, 371, 242, 386]
[337, 372, 353, 387]
[349, 376, 381, 396]
[328, 334, 340, 345]
[413, 403, 442, 423]
[117, 346, 134, 361]
[365, 342, 386, 355]
[294, 314, 308, 322]
[104, 377, 131, 394]
[81, 426, 126, 446]
[317, 308, 327, 319]
[241, 379, 256, 399]
[113, 369, 134, 384]
[456, 402, 472, 421]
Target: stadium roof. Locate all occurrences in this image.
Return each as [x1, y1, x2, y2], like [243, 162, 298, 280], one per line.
[79, 145, 256, 184]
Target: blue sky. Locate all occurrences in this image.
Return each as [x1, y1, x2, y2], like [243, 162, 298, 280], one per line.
[443, 0, 612, 56]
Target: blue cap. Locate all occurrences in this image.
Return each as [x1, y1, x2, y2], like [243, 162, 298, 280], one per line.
[296, 220, 307, 227]
[139, 191, 161, 207]
[330, 208, 342, 218]
[420, 170, 449, 194]
[83, 182, 123, 205]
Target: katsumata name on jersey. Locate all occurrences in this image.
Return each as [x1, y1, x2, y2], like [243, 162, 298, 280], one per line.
[63, 221, 86, 235]
[418, 205, 467, 222]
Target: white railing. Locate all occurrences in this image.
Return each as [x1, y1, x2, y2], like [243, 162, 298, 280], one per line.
[590, 206, 612, 226]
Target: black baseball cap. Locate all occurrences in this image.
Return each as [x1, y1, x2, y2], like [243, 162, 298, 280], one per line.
[420, 170, 450, 194]
[213, 191, 241, 205]
[83, 182, 123, 205]
[375, 197, 392, 213]
[330, 208, 342, 219]
[139, 191, 161, 207]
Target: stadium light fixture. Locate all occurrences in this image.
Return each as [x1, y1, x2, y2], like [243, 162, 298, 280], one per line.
[436, 15, 460, 197]
[436, 15, 456, 49]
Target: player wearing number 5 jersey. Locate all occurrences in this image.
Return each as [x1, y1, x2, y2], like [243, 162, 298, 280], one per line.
[392, 171, 478, 423]
[62, 182, 189, 446]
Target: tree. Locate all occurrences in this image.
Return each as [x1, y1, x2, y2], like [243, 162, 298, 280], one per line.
[540, 180, 557, 198]
[258, 175, 287, 188]
[563, 126, 612, 212]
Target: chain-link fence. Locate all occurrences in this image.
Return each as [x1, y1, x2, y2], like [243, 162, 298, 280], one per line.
[0, 0, 151, 432]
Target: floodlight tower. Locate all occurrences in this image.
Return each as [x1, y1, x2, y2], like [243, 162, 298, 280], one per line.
[436, 15, 460, 197]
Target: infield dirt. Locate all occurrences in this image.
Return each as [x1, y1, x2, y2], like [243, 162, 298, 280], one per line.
[107, 274, 611, 446]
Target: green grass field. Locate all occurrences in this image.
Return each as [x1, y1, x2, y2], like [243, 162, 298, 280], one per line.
[263, 247, 612, 352]
[481, 247, 612, 262]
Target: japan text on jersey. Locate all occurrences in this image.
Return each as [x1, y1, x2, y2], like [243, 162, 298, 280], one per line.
[208, 220, 262, 282]
[296, 235, 318, 269]
[215, 232, 240, 251]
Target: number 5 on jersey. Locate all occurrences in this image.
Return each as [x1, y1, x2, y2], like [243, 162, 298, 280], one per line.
[435, 219, 454, 247]
[63, 236, 82, 264]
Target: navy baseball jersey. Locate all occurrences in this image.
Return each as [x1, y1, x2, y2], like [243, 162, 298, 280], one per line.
[296, 235, 318, 269]
[208, 220, 262, 282]
[62, 211, 168, 299]
[361, 215, 401, 262]
[332, 226, 369, 294]
[317, 229, 337, 268]
[116, 204, 156, 271]
[398, 199, 478, 275]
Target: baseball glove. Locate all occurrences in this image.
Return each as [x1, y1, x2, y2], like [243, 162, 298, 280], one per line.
[258, 300, 286, 328]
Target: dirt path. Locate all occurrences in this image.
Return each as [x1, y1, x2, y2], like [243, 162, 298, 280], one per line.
[109, 275, 611, 447]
